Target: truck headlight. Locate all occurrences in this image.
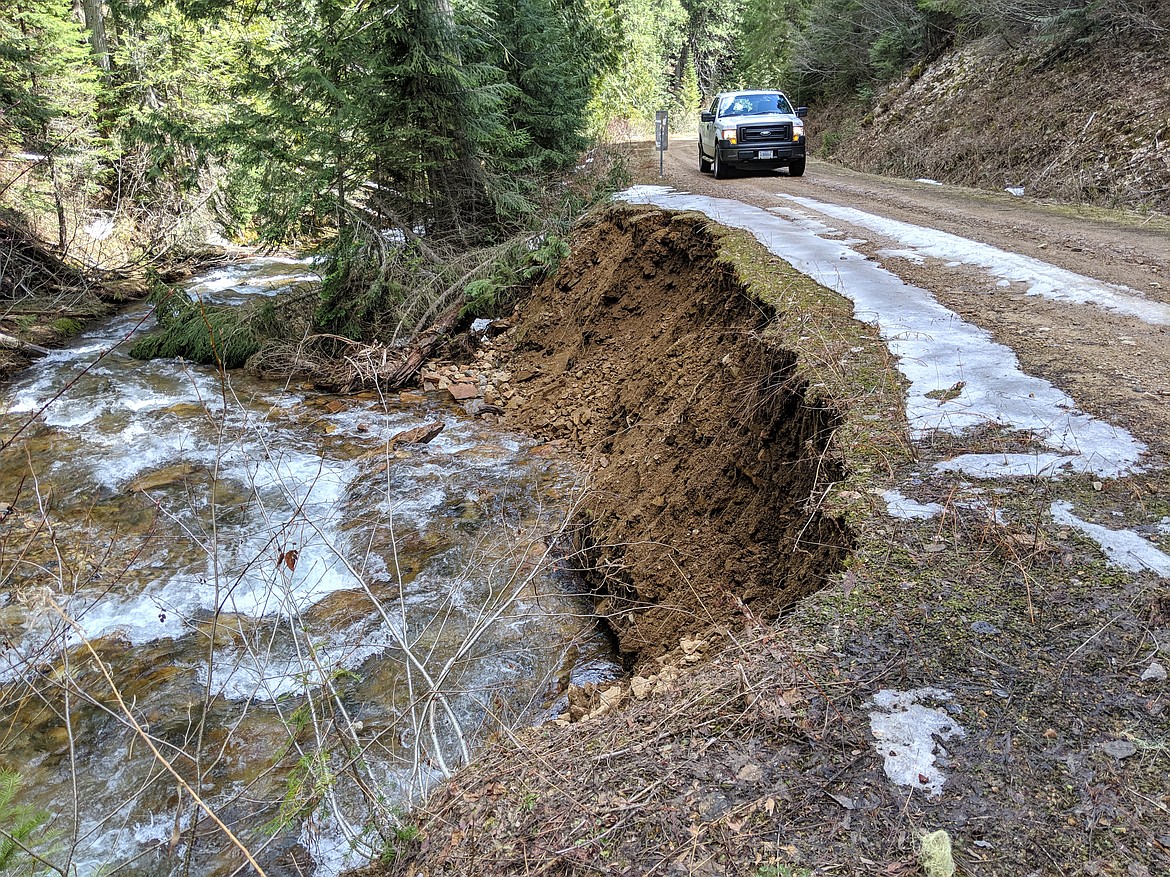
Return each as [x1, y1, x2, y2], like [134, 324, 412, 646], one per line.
[792, 124, 804, 141]
[717, 127, 736, 145]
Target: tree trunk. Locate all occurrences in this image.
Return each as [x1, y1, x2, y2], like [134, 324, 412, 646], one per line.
[46, 153, 69, 252]
[19, 17, 70, 253]
[82, 0, 110, 71]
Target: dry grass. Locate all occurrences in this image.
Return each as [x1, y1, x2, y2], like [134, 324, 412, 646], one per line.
[361, 203, 1170, 877]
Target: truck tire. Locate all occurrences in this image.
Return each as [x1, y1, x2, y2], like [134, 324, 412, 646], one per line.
[713, 151, 729, 179]
[698, 145, 712, 173]
[788, 157, 806, 177]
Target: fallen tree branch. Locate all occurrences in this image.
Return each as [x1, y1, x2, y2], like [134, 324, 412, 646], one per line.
[0, 330, 50, 354]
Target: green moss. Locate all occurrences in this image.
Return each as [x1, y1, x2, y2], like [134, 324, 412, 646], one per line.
[51, 317, 83, 337]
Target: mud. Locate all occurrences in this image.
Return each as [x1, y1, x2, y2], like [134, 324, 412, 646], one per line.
[500, 206, 853, 662]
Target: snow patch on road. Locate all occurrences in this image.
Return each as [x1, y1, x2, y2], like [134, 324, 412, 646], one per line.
[868, 688, 964, 796]
[619, 186, 1147, 479]
[1051, 501, 1170, 576]
[878, 248, 927, 265]
[780, 195, 1170, 326]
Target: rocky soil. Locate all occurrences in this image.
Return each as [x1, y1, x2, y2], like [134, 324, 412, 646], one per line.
[414, 207, 853, 662]
[358, 158, 1170, 876]
[811, 32, 1170, 213]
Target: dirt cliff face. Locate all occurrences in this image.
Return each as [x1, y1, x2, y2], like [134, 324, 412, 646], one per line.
[813, 33, 1170, 212]
[501, 206, 853, 662]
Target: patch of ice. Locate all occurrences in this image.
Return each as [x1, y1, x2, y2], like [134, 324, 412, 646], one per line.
[935, 450, 1140, 479]
[916, 178, 943, 185]
[1005, 186, 1025, 196]
[868, 687, 964, 796]
[618, 186, 1148, 479]
[1157, 516, 1170, 535]
[779, 195, 1170, 326]
[883, 490, 944, 519]
[1050, 501, 1170, 576]
[878, 248, 927, 265]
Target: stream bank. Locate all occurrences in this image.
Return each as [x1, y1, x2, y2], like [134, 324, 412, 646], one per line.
[0, 256, 620, 876]
[363, 201, 1170, 877]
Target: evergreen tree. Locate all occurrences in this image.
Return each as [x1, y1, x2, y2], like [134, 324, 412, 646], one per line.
[0, 0, 101, 250]
[103, 0, 258, 230]
[589, 0, 687, 132]
[729, 0, 806, 92]
[677, 0, 738, 97]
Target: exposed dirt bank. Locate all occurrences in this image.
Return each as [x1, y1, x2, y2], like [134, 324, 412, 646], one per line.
[811, 33, 1170, 213]
[499, 206, 852, 661]
[361, 192, 1169, 876]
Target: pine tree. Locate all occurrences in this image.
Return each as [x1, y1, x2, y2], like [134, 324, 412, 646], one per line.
[0, 0, 101, 250]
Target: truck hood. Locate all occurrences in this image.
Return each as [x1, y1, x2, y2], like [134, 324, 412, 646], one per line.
[723, 113, 801, 127]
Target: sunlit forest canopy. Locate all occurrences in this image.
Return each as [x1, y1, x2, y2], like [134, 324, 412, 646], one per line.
[3, 0, 1161, 346]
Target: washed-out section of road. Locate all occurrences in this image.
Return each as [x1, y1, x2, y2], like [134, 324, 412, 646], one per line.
[619, 185, 1148, 480]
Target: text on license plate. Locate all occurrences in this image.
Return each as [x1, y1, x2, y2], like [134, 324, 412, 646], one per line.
[757, 150, 774, 159]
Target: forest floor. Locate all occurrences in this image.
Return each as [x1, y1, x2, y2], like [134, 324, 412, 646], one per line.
[363, 142, 1170, 876]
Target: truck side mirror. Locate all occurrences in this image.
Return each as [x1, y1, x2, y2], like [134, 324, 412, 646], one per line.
[700, 112, 715, 123]
[795, 106, 808, 118]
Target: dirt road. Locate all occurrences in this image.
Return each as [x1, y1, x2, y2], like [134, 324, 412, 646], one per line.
[377, 163, 1170, 877]
[647, 137, 1170, 457]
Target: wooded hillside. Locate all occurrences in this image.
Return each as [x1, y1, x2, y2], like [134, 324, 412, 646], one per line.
[2, 0, 1166, 353]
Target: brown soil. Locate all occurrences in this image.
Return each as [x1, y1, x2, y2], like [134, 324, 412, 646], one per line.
[811, 33, 1170, 214]
[501, 206, 852, 661]
[361, 151, 1170, 877]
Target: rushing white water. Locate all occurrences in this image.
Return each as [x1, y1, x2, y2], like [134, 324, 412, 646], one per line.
[0, 257, 615, 877]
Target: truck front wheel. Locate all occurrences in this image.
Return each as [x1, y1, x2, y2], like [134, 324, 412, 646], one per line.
[788, 157, 806, 177]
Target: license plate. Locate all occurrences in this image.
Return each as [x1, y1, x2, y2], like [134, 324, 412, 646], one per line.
[758, 150, 774, 159]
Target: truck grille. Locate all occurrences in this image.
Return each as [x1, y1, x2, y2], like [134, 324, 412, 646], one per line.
[738, 123, 792, 143]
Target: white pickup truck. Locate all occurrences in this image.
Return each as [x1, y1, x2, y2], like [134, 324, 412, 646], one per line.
[698, 90, 808, 179]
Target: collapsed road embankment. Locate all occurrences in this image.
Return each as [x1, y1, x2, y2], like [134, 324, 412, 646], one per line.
[360, 196, 1169, 877]
[499, 205, 853, 663]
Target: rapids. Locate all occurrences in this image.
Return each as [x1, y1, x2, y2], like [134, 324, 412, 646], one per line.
[0, 258, 616, 875]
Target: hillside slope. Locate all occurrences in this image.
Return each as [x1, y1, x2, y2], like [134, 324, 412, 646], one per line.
[812, 32, 1170, 212]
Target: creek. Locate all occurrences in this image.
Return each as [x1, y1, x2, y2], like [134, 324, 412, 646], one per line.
[0, 258, 617, 875]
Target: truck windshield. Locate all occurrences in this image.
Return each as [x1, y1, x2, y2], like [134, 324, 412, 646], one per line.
[720, 93, 793, 117]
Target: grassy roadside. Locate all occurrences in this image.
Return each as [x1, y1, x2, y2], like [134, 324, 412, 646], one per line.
[357, 199, 1169, 876]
